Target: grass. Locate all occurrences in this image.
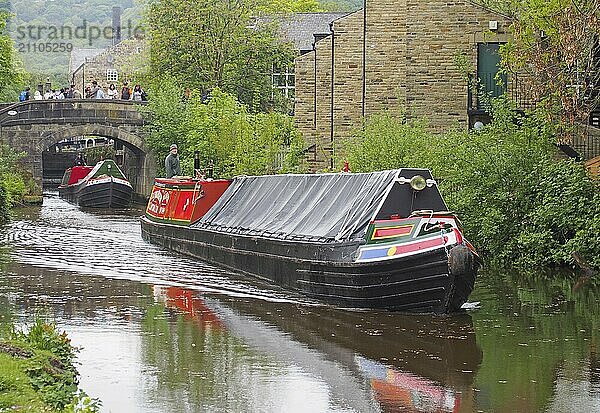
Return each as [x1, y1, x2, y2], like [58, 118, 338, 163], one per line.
[0, 352, 53, 412]
[0, 319, 101, 413]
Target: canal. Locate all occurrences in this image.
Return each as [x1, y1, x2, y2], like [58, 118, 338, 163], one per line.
[0, 193, 598, 412]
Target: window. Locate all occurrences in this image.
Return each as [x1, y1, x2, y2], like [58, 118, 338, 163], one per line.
[106, 69, 119, 83]
[272, 66, 295, 99]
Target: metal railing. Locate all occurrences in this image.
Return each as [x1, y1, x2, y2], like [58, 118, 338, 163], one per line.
[467, 73, 536, 113]
[571, 124, 600, 161]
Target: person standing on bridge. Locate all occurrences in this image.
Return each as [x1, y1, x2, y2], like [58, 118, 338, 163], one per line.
[18, 87, 31, 102]
[165, 144, 181, 179]
[88, 81, 100, 99]
[132, 84, 144, 102]
[65, 85, 74, 99]
[121, 82, 132, 100]
[95, 85, 106, 99]
[107, 84, 118, 99]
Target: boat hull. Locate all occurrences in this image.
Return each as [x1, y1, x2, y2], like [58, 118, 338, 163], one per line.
[140, 217, 477, 313]
[59, 178, 132, 208]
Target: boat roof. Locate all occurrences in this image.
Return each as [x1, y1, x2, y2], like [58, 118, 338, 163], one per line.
[86, 159, 127, 181]
[191, 169, 448, 243]
[65, 165, 94, 185]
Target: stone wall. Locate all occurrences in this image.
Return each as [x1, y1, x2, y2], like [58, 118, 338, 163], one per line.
[294, 0, 512, 170]
[331, 10, 364, 161]
[294, 51, 318, 168]
[364, 0, 406, 117]
[314, 35, 334, 169]
[403, 0, 511, 129]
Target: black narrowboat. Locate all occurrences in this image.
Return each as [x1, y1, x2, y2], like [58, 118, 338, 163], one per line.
[59, 159, 133, 208]
[140, 169, 480, 313]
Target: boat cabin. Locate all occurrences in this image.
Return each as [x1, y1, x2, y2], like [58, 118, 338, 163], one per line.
[145, 178, 231, 225]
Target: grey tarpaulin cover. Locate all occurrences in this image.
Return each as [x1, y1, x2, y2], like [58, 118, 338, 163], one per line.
[192, 170, 400, 242]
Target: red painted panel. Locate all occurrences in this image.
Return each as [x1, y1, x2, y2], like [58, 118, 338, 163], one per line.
[190, 180, 231, 223]
[67, 166, 93, 185]
[390, 236, 445, 256]
[373, 226, 413, 239]
[146, 178, 231, 224]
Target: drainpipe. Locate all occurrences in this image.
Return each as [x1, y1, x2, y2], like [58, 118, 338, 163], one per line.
[330, 22, 335, 170]
[362, 4, 367, 118]
[313, 40, 317, 130]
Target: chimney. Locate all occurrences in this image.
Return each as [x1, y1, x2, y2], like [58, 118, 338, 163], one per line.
[112, 6, 122, 45]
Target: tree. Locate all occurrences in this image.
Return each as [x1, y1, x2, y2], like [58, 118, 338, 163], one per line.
[141, 77, 306, 178]
[0, 11, 24, 100]
[500, 0, 600, 129]
[146, 0, 297, 112]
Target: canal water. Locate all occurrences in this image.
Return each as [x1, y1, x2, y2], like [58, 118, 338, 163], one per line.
[0, 193, 598, 412]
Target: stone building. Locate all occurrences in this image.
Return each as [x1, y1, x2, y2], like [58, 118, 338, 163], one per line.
[294, 0, 513, 170]
[69, 38, 146, 93]
[69, 6, 146, 93]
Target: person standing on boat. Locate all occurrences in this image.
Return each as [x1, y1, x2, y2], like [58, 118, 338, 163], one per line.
[165, 144, 181, 178]
[75, 153, 86, 166]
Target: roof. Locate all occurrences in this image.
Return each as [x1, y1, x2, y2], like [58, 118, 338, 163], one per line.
[261, 12, 349, 53]
[69, 48, 106, 74]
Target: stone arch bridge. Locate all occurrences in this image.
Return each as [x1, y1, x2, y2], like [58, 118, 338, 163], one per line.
[0, 100, 157, 199]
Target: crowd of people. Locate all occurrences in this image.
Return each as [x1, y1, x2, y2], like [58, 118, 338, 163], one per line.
[18, 81, 148, 102]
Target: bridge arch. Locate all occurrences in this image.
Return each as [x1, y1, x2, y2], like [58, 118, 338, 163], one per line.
[40, 124, 149, 154]
[0, 100, 158, 199]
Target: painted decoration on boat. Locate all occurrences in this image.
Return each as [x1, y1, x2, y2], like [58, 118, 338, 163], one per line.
[145, 178, 231, 225]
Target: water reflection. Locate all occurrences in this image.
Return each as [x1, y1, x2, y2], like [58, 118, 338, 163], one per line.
[0, 260, 482, 412]
[152, 286, 481, 412]
[1, 193, 599, 412]
[470, 271, 600, 412]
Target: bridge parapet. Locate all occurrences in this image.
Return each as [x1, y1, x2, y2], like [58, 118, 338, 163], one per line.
[0, 99, 147, 127]
[0, 99, 156, 199]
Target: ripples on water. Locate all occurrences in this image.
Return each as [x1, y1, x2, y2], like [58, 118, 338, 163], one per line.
[0, 193, 486, 412]
[1, 192, 599, 412]
[2, 192, 307, 305]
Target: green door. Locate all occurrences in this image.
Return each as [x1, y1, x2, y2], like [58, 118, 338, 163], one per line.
[477, 43, 507, 109]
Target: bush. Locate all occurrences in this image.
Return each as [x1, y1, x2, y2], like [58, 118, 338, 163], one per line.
[0, 144, 27, 222]
[1, 171, 27, 207]
[84, 145, 116, 165]
[345, 98, 600, 271]
[3, 318, 101, 412]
